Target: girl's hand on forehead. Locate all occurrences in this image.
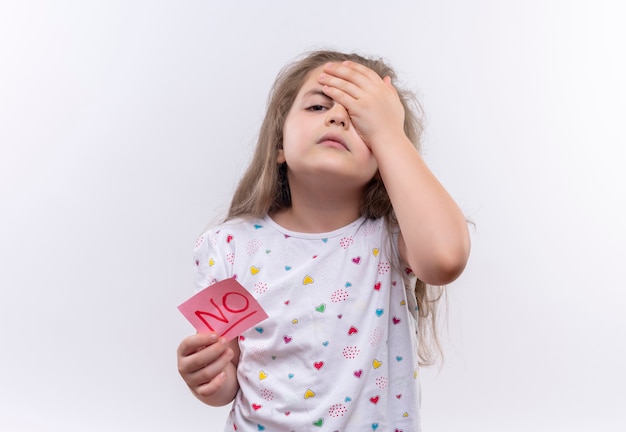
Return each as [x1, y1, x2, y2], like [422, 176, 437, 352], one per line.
[318, 61, 406, 149]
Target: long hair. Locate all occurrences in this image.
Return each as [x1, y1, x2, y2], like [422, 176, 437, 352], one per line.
[227, 50, 444, 365]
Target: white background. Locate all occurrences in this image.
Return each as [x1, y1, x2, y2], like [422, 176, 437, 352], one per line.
[1, 1, 625, 431]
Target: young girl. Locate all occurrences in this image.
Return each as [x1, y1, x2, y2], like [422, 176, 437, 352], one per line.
[177, 50, 470, 431]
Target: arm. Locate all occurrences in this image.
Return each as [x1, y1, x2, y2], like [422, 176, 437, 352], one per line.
[377, 134, 470, 285]
[177, 332, 240, 406]
[319, 61, 470, 285]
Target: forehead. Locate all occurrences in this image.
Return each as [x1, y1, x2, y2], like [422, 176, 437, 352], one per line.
[295, 65, 329, 96]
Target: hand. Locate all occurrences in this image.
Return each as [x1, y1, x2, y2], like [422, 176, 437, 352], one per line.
[318, 61, 406, 149]
[177, 332, 237, 399]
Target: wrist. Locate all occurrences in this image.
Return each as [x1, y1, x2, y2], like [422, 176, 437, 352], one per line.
[368, 130, 413, 154]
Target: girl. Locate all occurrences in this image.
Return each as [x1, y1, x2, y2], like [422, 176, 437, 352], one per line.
[177, 50, 470, 431]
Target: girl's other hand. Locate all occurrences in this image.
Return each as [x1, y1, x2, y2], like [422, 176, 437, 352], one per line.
[177, 332, 237, 399]
[318, 61, 406, 149]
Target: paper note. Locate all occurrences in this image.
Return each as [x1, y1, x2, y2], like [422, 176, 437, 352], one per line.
[178, 278, 268, 341]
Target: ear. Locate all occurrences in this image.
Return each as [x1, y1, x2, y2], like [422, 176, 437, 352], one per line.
[277, 148, 286, 164]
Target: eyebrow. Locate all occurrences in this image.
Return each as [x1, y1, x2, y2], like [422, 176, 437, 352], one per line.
[301, 89, 332, 100]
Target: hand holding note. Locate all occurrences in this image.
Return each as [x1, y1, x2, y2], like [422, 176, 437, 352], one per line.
[177, 278, 268, 341]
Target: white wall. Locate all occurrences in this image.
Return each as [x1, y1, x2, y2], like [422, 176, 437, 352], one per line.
[1, 1, 624, 431]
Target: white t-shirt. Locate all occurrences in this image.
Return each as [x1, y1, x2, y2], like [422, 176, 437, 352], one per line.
[193, 215, 421, 431]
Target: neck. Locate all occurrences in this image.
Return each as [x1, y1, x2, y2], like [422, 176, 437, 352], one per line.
[271, 177, 363, 233]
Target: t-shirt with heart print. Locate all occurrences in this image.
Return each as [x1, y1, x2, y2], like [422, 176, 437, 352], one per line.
[193, 215, 421, 432]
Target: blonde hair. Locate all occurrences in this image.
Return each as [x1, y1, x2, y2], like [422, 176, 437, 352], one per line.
[227, 50, 444, 365]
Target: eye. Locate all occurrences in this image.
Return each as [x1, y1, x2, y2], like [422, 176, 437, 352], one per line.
[307, 104, 328, 112]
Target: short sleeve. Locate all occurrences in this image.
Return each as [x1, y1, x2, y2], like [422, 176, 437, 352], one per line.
[192, 227, 234, 293]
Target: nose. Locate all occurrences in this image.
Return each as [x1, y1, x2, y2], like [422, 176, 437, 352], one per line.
[325, 104, 350, 129]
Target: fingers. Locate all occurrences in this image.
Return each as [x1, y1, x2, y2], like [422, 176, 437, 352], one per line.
[319, 61, 397, 110]
[323, 61, 381, 88]
[187, 345, 234, 396]
[319, 70, 362, 102]
[194, 368, 229, 397]
[177, 333, 234, 396]
[177, 332, 217, 357]
[317, 61, 405, 147]
[319, 61, 384, 98]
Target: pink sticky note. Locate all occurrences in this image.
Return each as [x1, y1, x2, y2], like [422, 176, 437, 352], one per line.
[178, 278, 268, 341]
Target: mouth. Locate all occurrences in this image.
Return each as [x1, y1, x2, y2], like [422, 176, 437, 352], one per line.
[317, 134, 348, 151]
